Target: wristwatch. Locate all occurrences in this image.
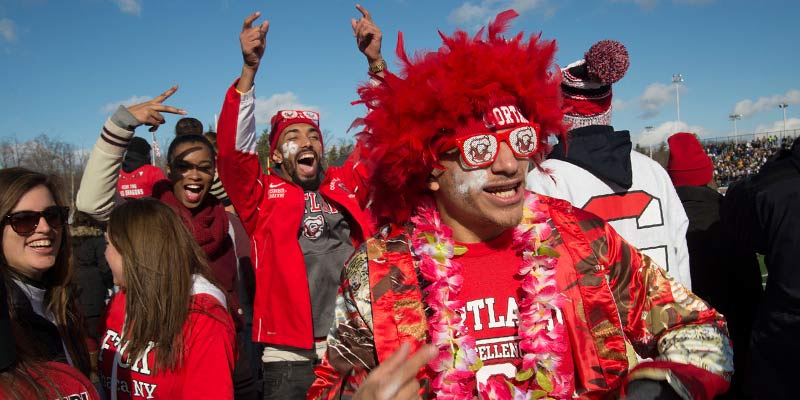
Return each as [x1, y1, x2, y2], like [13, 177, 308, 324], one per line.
[369, 59, 387, 74]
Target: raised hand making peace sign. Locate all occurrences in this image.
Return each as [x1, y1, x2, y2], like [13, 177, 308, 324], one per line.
[126, 85, 186, 132]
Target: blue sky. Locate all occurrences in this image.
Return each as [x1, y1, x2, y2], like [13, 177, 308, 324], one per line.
[1, 0, 798, 150]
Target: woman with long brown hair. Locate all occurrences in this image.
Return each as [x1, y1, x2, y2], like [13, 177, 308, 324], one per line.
[97, 198, 235, 399]
[0, 272, 100, 400]
[0, 167, 91, 377]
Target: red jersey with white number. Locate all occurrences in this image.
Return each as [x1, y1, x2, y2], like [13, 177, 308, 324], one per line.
[117, 165, 167, 199]
[98, 277, 235, 399]
[457, 229, 574, 391]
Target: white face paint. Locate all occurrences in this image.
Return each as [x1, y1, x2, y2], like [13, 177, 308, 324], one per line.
[281, 142, 299, 159]
[455, 168, 488, 195]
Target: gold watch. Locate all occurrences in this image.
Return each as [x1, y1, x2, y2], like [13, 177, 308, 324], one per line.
[369, 59, 387, 74]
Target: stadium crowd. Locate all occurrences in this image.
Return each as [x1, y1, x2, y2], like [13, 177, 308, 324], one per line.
[2, 5, 798, 400]
[706, 135, 797, 186]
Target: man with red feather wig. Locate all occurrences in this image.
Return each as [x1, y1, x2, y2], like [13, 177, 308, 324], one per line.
[308, 10, 732, 400]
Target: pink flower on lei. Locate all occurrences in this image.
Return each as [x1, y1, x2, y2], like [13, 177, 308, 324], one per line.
[412, 194, 570, 399]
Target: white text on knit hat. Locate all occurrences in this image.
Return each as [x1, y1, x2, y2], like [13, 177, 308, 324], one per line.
[485, 105, 529, 130]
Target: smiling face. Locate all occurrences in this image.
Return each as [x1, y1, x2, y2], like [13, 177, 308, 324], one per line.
[429, 131, 529, 243]
[167, 141, 215, 209]
[2, 185, 64, 280]
[271, 123, 323, 190]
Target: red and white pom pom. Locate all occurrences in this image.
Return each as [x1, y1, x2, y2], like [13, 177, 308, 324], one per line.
[584, 40, 629, 84]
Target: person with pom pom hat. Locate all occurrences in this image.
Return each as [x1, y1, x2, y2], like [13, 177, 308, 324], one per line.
[527, 40, 693, 290]
[307, 16, 732, 400]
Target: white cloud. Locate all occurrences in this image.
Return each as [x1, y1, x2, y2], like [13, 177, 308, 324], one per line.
[448, 0, 547, 26]
[615, 82, 682, 119]
[449, 3, 489, 25]
[612, 98, 631, 112]
[637, 83, 674, 119]
[254, 92, 317, 125]
[0, 18, 16, 43]
[112, 0, 142, 16]
[100, 95, 150, 114]
[732, 89, 800, 118]
[754, 117, 800, 134]
[634, 120, 709, 147]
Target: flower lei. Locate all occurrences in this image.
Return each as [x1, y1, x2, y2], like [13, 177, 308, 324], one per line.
[410, 193, 570, 399]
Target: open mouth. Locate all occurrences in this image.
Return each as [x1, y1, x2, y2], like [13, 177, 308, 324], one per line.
[27, 238, 56, 254]
[483, 182, 521, 199]
[27, 239, 53, 248]
[184, 184, 204, 203]
[296, 152, 318, 176]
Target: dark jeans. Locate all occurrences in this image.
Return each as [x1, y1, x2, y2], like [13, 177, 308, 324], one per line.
[262, 360, 316, 400]
[233, 335, 259, 400]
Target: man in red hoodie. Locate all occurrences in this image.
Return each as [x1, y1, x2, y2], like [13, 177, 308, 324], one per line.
[216, 5, 382, 398]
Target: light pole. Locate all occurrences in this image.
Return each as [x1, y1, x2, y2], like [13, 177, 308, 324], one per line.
[778, 103, 789, 138]
[645, 126, 655, 158]
[729, 113, 742, 142]
[672, 74, 684, 123]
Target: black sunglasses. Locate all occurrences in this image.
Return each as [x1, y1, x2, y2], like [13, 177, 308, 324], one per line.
[3, 206, 68, 236]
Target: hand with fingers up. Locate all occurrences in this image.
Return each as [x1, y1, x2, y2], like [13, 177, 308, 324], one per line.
[351, 4, 385, 75]
[126, 85, 187, 132]
[353, 342, 437, 400]
[237, 11, 270, 93]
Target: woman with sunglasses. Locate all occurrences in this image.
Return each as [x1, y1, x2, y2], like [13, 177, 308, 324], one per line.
[0, 167, 92, 378]
[0, 272, 101, 400]
[77, 87, 257, 398]
[97, 198, 235, 399]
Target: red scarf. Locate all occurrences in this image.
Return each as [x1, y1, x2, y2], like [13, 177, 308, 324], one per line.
[153, 181, 238, 308]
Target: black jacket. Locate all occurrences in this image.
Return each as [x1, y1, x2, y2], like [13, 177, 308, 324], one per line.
[678, 184, 761, 400]
[5, 274, 67, 363]
[70, 225, 112, 337]
[549, 125, 634, 189]
[721, 138, 800, 400]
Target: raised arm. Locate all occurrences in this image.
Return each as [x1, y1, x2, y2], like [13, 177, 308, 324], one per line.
[216, 12, 271, 235]
[236, 12, 269, 94]
[328, 5, 387, 211]
[351, 4, 385, 77]
[76, 86, 185, 221]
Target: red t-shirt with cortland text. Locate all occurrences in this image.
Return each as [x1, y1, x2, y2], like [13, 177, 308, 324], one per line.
[456, 229, 574, 393]
[98, 290, 235, 399]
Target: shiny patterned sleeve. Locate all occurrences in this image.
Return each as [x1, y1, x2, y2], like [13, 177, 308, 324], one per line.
[308, 245, 377, 400]
[602, 221, 734, 400]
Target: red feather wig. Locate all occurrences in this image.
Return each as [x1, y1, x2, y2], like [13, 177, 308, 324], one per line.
[355, 10, 565, 224]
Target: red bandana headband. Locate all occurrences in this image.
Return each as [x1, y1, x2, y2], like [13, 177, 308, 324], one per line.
[269, 110, 322, 150]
